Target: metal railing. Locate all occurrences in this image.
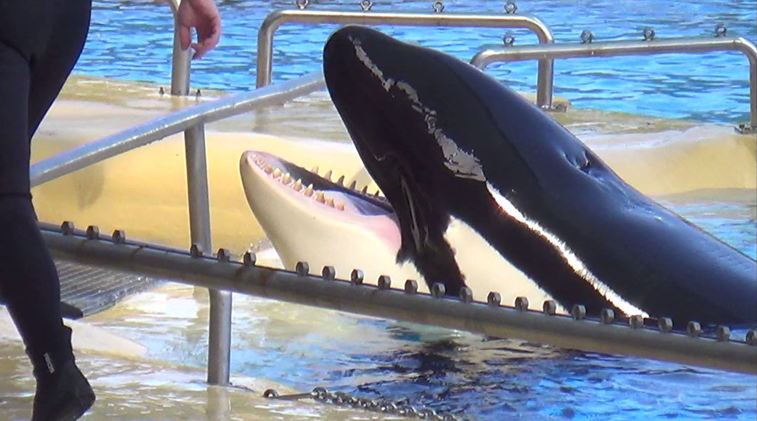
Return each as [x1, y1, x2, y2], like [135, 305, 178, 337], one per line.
[42, 223, 757, 375]
[471, 35, 757, 134]
[256, 9, 556, 108]
[32, 72, 326, 386]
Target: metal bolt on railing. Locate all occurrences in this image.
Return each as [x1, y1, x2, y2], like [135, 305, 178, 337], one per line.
[61, 221, 75, 236]
[431, 283, 446, 298]
[360, 0, 373, 12]
[503, 32, 515, 46]
[432, 1, 444, 13]
[543, 300, 557, 316]
[571, 304, 587, 321]
[580, 29, 594, 44]
[687, 321, 702, 338]
[716, 326, 731, 342]
[643, 27, 655, 41]
[487, 292, 502, 307]
[296, 261, 310, 276]
[715, 23, 727, 38]
[85, 225, 100, 240]
[242, 251, 257, 266]
[322, 266, 336, 280]
[747, 330, 757, 346]
[600, 308, 615, 325]
[629, 315, 645, 329]
[112, 230, 127, 244]
[405, 279, 419, 294]
[459, 287, 474, 303]
[190, 244, 203, 258]
[216, 248, 231, 263]
[295, 0, 309, 10]
[514, 296, 529, 312]
[504, 1, 517, 14]
[350, 269, 364, 285]
[378, 275, 392, 290]
[658, 317, 674, 333]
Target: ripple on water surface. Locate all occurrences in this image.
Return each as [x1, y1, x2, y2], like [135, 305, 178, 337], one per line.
[79, 0, 756, 123]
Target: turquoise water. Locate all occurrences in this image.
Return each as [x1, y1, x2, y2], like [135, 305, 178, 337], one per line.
[76, 2, 756, 421]
[80, 0, 756, 123]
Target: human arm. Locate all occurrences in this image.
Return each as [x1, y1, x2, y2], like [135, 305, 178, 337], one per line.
[177, 0, 221, 59]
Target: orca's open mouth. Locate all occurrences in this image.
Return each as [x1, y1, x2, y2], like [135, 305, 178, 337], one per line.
[243, 150, 393, 217]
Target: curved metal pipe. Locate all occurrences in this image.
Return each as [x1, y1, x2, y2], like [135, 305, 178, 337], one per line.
[163, 0, 192, 95]
[256, 9, 555, 108]
[472, 36, 757, 130]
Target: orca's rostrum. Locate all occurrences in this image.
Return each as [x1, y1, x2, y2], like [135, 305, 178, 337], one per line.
[322, 25, 756, 327]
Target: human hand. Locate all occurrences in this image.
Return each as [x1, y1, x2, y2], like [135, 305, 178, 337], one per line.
[178, 0, 221, 59]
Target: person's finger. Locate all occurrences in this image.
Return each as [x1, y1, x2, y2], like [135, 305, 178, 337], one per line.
[193, 23, 221, 59]
[199, 19, 221, 48]
[179, 25, 192, 51]
[192, 43, 207, 60]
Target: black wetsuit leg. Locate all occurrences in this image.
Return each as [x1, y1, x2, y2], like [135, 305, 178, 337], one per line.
[0, 0, 92, 370]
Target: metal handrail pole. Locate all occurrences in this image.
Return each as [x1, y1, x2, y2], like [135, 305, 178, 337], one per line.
[164, 0, 192, 95]
[30, 72, 326, 187]
[41, 228, 757, 375]
[256, 9, 555, 108]
[471, 36, 757, 130]
[183, 124, 231, 385]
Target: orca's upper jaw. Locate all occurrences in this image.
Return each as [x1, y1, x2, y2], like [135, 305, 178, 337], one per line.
[242, 150, 392, 216]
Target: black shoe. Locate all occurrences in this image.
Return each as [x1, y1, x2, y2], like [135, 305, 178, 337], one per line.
[31, 359, 95, 421]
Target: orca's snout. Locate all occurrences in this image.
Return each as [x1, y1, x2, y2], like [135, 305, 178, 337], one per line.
[324, 25, 378, 67]
[323, 25, 402, 88]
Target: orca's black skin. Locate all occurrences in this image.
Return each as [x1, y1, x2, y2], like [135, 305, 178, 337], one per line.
[323, 25, 757, 327]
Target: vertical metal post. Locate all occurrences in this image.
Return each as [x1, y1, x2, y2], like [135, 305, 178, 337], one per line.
[166, 0, 191, 95]
[184, 123, 232, 385]
[535, 59, 554, 109]
[748, 47, 757, 131]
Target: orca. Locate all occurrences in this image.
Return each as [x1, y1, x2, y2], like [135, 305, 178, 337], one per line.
[320, 25, 757, 327]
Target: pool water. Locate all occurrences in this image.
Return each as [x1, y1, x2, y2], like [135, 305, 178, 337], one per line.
[81, 0, 756, 123]
[21, 1, 757, 420]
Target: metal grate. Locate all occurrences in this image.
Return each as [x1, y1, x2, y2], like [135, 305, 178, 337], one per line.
[55, 260, 164, 318]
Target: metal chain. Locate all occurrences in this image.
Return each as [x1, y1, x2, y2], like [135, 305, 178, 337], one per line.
[264, 387, 466, 421]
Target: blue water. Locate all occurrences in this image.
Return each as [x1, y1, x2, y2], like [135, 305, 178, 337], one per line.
[78, 2, 756, 420]
[80, 0, 756, 123]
